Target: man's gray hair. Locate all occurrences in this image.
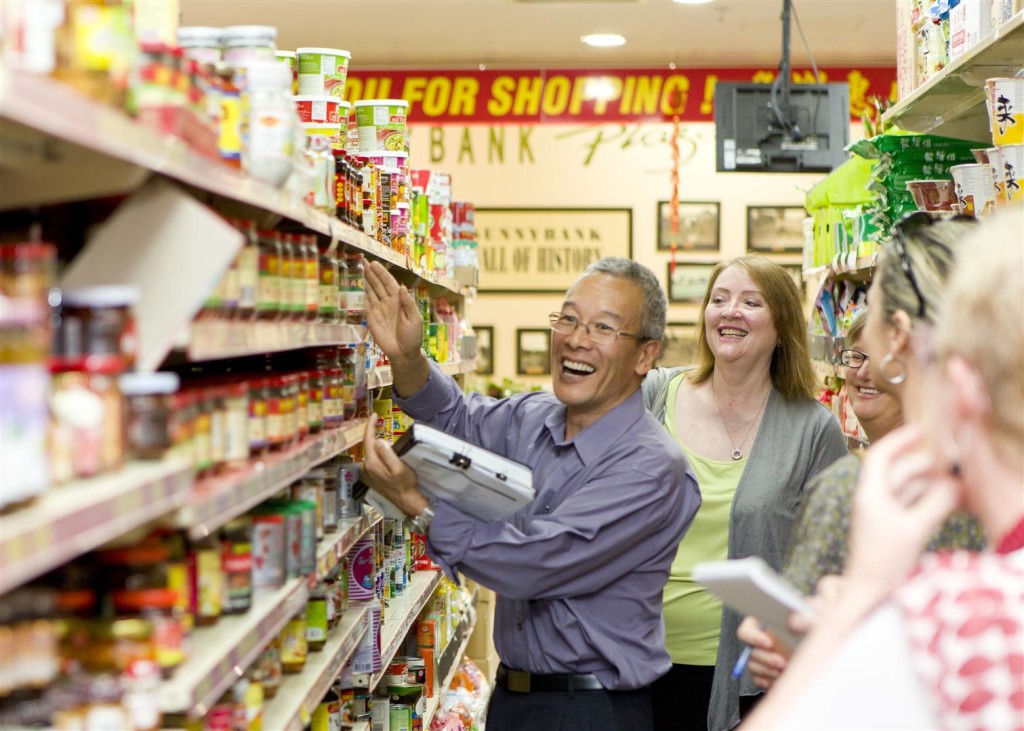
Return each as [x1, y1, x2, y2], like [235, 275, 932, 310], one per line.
[579, 257, 666, 343]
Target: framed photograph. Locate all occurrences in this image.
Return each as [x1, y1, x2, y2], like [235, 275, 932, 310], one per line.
[667, 261, 718, 304]
[746, 205, 808, 253]
[474, 325, 494, 376]
[659, 321, 700, 367]
[516, 328, 551, 376]
[475, 208, 632, 293]
[657, 201, 720, 252]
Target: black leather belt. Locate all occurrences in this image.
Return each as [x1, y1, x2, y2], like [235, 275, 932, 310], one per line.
[496, 663, 605, 693]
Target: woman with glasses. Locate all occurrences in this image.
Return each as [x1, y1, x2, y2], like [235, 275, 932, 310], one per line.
[642, 256, 847, 731]
[737, 301, 985, 690]
[741, 208, 1024, 731]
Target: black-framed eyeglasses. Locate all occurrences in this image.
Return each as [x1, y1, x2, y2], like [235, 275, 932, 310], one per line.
[839, 349, 869, 368]
[548, 312, 646, 345]
[891, 211, 976, 320]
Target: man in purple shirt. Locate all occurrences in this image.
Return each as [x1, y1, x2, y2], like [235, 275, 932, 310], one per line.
[360, 256, 700, 731]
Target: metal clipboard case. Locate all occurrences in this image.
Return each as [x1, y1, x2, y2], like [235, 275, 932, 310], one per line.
[393, 423, 535, 520]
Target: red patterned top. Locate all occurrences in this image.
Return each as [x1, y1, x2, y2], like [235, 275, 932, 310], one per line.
[894, 549, 1024, 731]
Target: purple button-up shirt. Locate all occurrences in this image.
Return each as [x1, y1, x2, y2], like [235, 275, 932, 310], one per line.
[396, 362, 700, 690]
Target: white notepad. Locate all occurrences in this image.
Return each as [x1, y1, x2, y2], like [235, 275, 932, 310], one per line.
[692, 556, 813, 648]
[393, 422, 535, 521]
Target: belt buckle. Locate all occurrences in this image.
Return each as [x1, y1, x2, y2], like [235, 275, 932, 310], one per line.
[507, 668, 531, 693]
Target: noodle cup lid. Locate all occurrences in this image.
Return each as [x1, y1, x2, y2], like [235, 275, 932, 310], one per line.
[354, 99, 410, 108]
[296, 47, 352, 59]
[275, 50, 297, 59]
[292, 95, 339, 105]
[119, 371, 181, 395]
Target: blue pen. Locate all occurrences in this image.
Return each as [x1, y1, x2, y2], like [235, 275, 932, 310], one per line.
[732, 644, 754, 679]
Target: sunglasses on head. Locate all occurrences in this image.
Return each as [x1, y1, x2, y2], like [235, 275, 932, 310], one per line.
[891, 211, 977, 320]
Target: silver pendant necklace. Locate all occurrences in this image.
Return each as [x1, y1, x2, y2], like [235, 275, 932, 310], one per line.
[710, 383, 771, 460]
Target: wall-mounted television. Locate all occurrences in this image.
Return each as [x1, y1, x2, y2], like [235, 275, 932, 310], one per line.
[714, 82, 850, 173]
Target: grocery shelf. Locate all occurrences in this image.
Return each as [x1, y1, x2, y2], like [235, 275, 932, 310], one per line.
[159, 578, 309, 718]
[262, 605, 370, 731]
[351, 570, 442, 691]
[188, 320, 367, 361]
[173, 419, 366, 540]
[882, 11, 1024, 141]
[0, 459, 192, 595]
[316, 509, 383, 581]
[422, 607, 479, 727]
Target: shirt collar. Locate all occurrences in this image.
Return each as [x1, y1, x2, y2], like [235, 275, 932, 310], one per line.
[544, 388, 647, 466]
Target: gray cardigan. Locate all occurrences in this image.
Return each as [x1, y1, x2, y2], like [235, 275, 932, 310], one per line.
[643, 366, 848, 731]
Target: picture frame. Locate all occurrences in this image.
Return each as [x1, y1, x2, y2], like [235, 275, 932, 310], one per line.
[659, 321, 700, 368]
[475, 208, 633, 293]
[657, 201, 720, 252]
[667, 261, 719, 304]
[746, 205, 808, 253]
[516, 328, 551, 376]
[474, 325, 494, 376]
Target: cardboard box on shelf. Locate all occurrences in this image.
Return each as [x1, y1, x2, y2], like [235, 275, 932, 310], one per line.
[950, 0, 992, 61]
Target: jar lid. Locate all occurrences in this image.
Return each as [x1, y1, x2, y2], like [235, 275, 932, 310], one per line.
[61, 284, 140, 308]
[246, 60, 293, 90]
[119, 371, 180, 396]
[177, 26, 222, 46]
[353, 99, 410, 108]
[112, 589, 179, 611]
[0, 241, 56, 259]
[98, 543, 169, 565]
[295, 47, 351, 59]
[221, 24, 277, 43]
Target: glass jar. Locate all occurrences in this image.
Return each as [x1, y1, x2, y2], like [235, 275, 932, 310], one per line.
[50, 358, 125, 479]
[343, 253, 364, 326]
[308, 134, 336, 215]
[322, 367, 342, 429]
[207, 384, 227, 473]
[221, 25, 276, 67]
[256, 230, 282, 321]
[110, 589, 186, 678]
[244, 61, 294, 188]
[279, 234, 301, 322]
[253, 638, 282, 699]
[264, 375, 287, 450]
[177, 26, 222, 66]
[247, 376, 269, 456]
[307, 369, 324, 435]
[318, 250, 338, 323]
[191, 388, 214, 476]
[302, 236, 320, 322]
[119, 371, 180, 460]
[222, 380, 250, 469]
[278, 612, 307, 673]
[306, 585, 328, 653]
[236, 219, 259, 320]
[250, 511, 286, 592]
[59, 285, 138, 368]
[188, 535, 223, 627]
[291, 477, 323, 542]
[221, 517, 253, 615]
[294, 371, 310, 442]
[338, 351, 357, 422]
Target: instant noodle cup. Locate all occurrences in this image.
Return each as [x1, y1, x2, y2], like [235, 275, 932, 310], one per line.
[300, 122, 342, 148]
[985, 147, 1007, 201]
[354, 99, 409, 153]
[292, 95, 340, 124]
[275, 50, 297, 93]
[949, 163, 996, 216]
[296, 47, 351, 98]
[998, 144, 1024, 203]
[986, 77, 1024, 145]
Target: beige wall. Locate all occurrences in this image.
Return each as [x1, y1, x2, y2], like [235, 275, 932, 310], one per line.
[409, 121, 851, 389]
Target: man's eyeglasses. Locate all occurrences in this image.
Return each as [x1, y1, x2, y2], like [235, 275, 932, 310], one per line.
[548, 312, 646, 345]
[839, 349, 869, 368]
[891, 211, 976, 320]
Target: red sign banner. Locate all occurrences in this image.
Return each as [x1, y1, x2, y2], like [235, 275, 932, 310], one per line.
[345, 67, 896, 125]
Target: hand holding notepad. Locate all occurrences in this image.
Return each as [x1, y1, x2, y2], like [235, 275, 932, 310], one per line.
[692, 557, 813, 648]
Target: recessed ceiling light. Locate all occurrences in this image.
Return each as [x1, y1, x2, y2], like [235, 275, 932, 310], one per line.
[673, 0, 715, 4]
[580, 33, 626, 48]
